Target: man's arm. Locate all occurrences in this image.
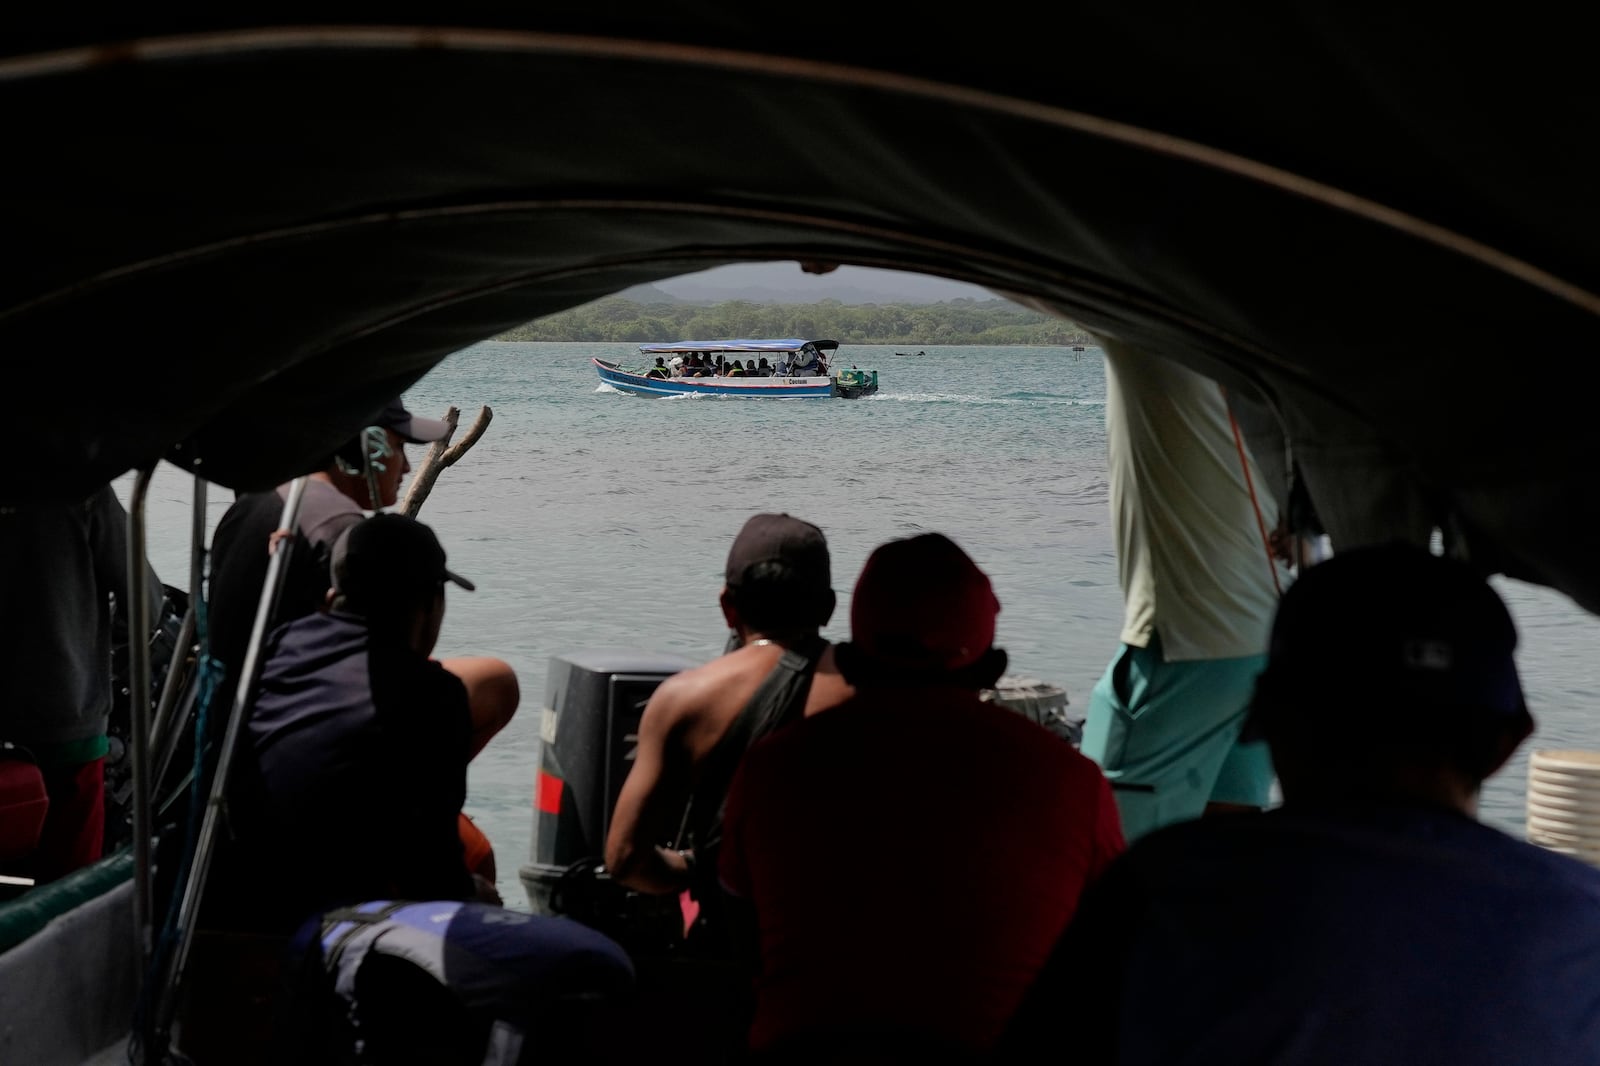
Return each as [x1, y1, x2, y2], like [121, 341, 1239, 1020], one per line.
[604, 675, 696, 894]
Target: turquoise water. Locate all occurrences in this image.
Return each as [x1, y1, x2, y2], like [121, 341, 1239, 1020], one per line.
[121, 341, 1600, 905]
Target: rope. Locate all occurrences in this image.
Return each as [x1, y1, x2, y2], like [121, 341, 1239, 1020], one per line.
[1222, 385, 1284, 598]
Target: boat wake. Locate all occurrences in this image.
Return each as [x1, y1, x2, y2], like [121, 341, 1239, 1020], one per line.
[868, 392, 1103, 407]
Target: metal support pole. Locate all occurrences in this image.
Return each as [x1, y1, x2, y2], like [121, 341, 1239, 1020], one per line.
[125, 465, 157, 1059]
[155, 476, 308, 1047]
[150, 477, 207, 792]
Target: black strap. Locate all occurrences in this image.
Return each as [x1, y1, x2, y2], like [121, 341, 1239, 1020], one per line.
[678, 636, 826, 862]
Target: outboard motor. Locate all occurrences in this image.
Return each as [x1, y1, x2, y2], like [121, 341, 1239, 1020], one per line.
[982, 675, 1084, 747]
[520, 650, 696, 917]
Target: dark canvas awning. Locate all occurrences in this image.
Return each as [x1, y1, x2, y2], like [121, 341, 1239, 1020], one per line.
[3, 8, 1598, 607]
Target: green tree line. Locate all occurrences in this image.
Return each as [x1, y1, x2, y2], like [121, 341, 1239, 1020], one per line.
[496, 297, 1093, 346]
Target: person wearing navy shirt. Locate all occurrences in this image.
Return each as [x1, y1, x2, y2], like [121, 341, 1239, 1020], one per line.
[230, 513, 480, 933]
[1000, 542, 1600, 1066]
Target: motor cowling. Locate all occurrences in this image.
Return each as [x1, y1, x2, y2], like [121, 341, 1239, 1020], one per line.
[519, 650, 695, 916]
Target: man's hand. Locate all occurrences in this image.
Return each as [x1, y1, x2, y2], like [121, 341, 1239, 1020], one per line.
[1268, 523, 1295, 564]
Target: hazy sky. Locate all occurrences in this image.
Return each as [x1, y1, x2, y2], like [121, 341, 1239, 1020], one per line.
[652, 261, 995, 303]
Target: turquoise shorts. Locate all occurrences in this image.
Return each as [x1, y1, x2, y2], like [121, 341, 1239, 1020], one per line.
[1080, 635, 1275, 843]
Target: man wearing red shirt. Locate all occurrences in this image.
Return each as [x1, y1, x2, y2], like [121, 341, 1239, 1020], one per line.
[719, 532, 1125, 1061]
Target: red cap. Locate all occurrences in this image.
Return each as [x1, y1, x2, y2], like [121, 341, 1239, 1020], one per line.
[850, 533, 1000, 671]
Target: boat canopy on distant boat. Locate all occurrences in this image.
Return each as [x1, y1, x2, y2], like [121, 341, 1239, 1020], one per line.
[593, 338, 877, 398]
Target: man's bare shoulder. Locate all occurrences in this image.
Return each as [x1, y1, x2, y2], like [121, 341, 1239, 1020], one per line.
[641, 646, 777, 749]
[651, 650, 754, 708]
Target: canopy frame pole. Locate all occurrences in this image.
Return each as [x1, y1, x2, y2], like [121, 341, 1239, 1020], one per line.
[150, 476, 212, 803]
[149, 477, 206, 780]
[153, 476, 308, 1051]
[125, 464, 158, 1060]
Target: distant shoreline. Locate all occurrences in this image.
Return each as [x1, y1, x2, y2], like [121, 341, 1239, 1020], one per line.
[495, 294, 1094, 347]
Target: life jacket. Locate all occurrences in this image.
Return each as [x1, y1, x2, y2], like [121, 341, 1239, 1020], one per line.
[458, 812, 495, 880]
[287, 899, 635, 1065]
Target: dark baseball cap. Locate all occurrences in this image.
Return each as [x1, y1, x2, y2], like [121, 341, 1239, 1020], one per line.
[849, 533, 1000, 671]
[724, 513, 831, 590]
[1244, 541, 1526, 741]
[376, 397, 451, 444]
[331, 513, 475, 612]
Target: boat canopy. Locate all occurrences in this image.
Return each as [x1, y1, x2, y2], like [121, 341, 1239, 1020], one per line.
[638, 340, 839, 355]
[4, 10, 1600, 613]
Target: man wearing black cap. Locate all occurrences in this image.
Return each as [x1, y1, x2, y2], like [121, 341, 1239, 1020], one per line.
[1001, 542, 1600, 1065]
[605, 513, 851, 909]
[224, 514, 483, 932]
[207, 397, 451, 690]
[718, 533, 1125, 1060]
[207, 396, 519, 760]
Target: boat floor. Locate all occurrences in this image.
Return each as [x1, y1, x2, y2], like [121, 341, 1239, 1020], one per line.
[82, 1037, 129, 1065]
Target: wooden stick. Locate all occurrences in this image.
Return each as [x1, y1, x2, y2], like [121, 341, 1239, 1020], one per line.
[400, 405, 493, 517]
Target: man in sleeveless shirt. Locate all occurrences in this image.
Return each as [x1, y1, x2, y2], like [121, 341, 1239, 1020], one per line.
[604, 513, 851, 903]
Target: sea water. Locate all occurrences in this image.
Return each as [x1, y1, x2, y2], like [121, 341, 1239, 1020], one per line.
[120, 341, 1600, 906]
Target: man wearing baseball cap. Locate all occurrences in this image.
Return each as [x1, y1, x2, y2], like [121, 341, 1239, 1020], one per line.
[605, 513, 851, 917]
[208, 395, 449, 684]
[207, 395, 519, 765]
[1002, 542, 1600, 1064]
[218, 514, 484, 932]
[718, 533, 1125, 1061]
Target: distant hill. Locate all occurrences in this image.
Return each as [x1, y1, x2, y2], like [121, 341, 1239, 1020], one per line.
[623, 262, 995, 306]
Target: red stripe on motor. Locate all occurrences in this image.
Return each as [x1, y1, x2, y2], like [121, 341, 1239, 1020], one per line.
[536, 771, 564, 815]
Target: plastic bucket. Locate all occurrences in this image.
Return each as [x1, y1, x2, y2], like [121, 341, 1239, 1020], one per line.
[1527, 795, 1600, 826]
[1529, 750, 1600, 774]
[1527, 750, 1600, 867]
[1526, 811, 1600, 845]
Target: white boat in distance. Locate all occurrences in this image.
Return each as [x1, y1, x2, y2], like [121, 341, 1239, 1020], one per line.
[593, 338, 879, 398]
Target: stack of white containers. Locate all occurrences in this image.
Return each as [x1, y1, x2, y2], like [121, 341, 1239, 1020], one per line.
[1526, 749, 1600, 867]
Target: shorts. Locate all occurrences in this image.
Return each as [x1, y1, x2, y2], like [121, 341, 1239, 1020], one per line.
[1080, 636, 1274, 843]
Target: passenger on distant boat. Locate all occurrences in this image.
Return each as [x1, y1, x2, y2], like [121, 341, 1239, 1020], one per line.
[755, 357, 772, 376]
[718, 533, 1124, 1060]
[728, 360, 745, 376]
[646, 357, 671, 379]
[1002, 544, 1600, 1066]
